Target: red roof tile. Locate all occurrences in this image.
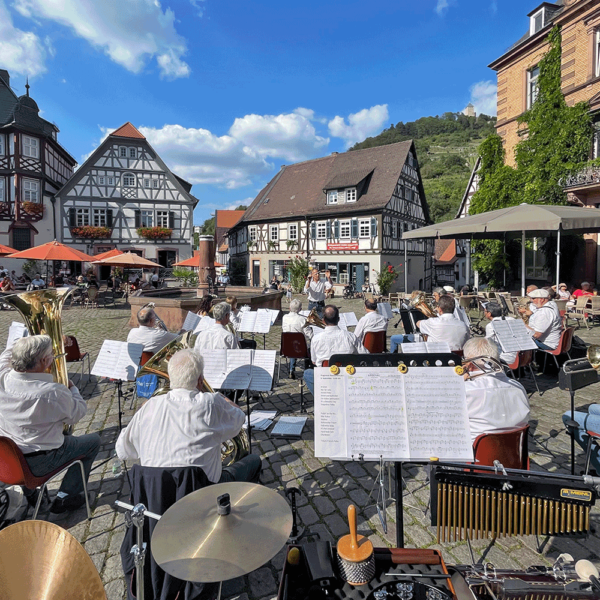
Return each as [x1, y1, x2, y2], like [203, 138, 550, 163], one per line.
[216, 210, 245, 228]
[110, 122, 145, 139]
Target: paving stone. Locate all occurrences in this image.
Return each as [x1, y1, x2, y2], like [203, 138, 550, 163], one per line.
[298, 504, 319, 525]
[104, 578, 125, 600]
[312, 495, 335, 516]
[248, 567, 277, 597]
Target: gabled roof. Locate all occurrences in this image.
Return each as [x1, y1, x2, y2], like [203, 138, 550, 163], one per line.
[110, 122, 145, 139]
[216, 210, 245, 229]
[236, 140, 429, 225]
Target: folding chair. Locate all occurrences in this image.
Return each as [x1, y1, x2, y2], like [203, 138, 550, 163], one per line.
[278, 332, 310, 381]
[472, 424, 530, 470]
[565, 296, 590, 330]
[363, 331, 386, 353]
[542, 326, 574, 371]
[505, 349, 540, 395]
[65, 335, 91, 382]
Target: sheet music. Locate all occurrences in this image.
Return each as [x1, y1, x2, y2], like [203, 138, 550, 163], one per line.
[238, 311, 256, 333]
[337, 317, 348, 331]
[299, 310, 310, 317]
[249, 350, 276, 391]
[315, 366, 472, 461]
[92, 340, 144, 382]
[6, 322, 27, 349]
[491, 319, 537, 352]
[377, 303, 393, 320]
[403, 368, 472, 461]
[193, 316, 214, 334]
[271, 416, 307, 437]
[253, 311, 272, 334]
[239, 305, 251, 313]
[258, 308, 279, 325]
[181, 311, 201, 332]
[222, 349, 253, 389]
[202, 350, 228, 389]
[340, 312, 358, 327]
[400, 342, 451, 354]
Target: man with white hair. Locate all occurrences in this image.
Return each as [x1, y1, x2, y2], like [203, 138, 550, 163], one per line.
[463, 337, 530, 443]
[282, 299, 313, 379]
[194, 302, 239, 350]
[0, 334, 100, 513]
[354, 298, 388, 344]
[116, 349, 261, 483]
[525, 288, 563, 350]
[127, 306, 178, 353]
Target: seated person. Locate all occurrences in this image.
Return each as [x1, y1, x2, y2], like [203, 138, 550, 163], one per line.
[116, 349, 261, 483]
[31, 273, 46, 288]
[127, 306, 178, 353]
[572, 281, 593, 301]
[76, 275, 87, 288]
[354, 298, 388, 344]
[417, 295, 471, 351]
[433, 286, 470, 327]
[562, 405, 600, 474]
[194, 296, 215, 332]
[304, 305, 368, 395]
[195, 302, 239, 350]
[269, 276, 280, 290]
[525, 288, 563, 350]
[0, 335, 100, 513]
[87, 277, 99, 289]
[53, 273, 65, 286]
[556, 283, 570, 301]
[484, 302, 517, 365]
[282, 299, 313, 378]
[463, 337, 530, 444]
[225, 295, 256, 349]
[0, 276, 15, 292]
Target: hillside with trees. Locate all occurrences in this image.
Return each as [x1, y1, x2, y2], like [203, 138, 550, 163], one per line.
[351, 112, 497, 222]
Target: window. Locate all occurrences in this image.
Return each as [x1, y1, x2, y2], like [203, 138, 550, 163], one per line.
[93, 209, 107, 227]
[141, 210, 153, 227]
[346, 188, 357, 202]
[12, 228, 31, 251]
[22, 136, 39, 159]
[270, 225, 278, 241]
[129, 147, 137, 158]
[157, 211, 169, 228]
[530, 8, 545, 35]
[22, 179, 39, 202]
[144, 179, 151, 188]
[120, 147, 127, 157]
[527, 66, 540, 109]
[76, 208, 89, 226]
[596, 30, 600, 78]
[359, 219, 370, 238]
[152, 180, 159, 189]
[107, 176, 114, 185]
[327, 190, 338, 204]
[317, 221, 327, 239]
[249, 226, 257, 241]
[0, 134, 4, 156]
[123, 173, 136, 187]
[340, 220, 351, 239]
[99, 176, 105, 185]
[289, 224, 298, 240]
[0, 178, 4, 201]
[593, 130, 600, 160]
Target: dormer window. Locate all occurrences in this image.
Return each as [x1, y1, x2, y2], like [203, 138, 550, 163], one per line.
[530, 8, 545, 35]
[346, 188, 357, 203]
[327, 190, 338, 204]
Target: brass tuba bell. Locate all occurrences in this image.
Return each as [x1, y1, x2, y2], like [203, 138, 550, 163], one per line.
[587, 344, 600, 369]
[409, 292, 437, 319]
[306, 308, 326, 328]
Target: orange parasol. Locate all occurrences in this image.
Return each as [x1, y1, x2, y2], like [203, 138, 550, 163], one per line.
[173, 255, 200, 267]
[92, 248, 124, 262]
[0, 243, 19, 257]
[7, 240, 95, 262]
[92, 251, 160, 268]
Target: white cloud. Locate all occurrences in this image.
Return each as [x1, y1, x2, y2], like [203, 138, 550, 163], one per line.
[490, 0, 498, 14]
[328, 104, 389, 148]
[13, 0, 190, 79]
[435, 0, 449, 16]
[469, 80, 497, 117]
[0, 0, 47, 77]
[189, 0, 205, 17]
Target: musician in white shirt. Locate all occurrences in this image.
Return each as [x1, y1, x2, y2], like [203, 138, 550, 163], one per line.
[282, 299, 313, 378]
[225, 295, 257, 350]
[463, 337, 530, 443]
[0, 335, 100, 513]
[354, 299, 388, 344]
[433, 287, 470, 328]
[525, 288, 563, 350]
[116, 349, 261, 483]
[303, 268, 326, 314]
[304, 305, 367, 395]
[417, 295, 470, 351]
[127, 307, 178, 354]
[484, 303, 518, 365]
[195, 302, 239, 350]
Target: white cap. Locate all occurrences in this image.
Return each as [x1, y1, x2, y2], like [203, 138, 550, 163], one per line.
[443, 286, 455, 293]
[528, 288, 550, 299]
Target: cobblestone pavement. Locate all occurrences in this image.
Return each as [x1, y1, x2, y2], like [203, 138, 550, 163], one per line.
[2, 294, 600, 600]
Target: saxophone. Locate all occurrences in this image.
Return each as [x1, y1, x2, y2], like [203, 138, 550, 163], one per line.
[137, 331, 250, 466]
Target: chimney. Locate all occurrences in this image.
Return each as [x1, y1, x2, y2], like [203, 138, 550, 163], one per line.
[0, 70, 9, 87]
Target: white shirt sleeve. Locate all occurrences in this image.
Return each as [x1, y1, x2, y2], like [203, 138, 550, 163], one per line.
[209, 393, 245, 442]
[116, 411, 141, 461]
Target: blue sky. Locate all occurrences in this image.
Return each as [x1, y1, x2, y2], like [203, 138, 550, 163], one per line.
[1, 0, 533, 224]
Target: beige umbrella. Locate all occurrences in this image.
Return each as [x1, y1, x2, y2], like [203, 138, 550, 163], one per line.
[91, 252, 161, 268]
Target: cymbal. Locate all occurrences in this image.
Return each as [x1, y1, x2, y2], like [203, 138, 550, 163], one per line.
[151, 482, 292, 583]
[0, 520, 106, 599]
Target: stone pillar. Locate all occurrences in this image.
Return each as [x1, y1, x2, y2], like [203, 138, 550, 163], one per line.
[197, 235, 215, 297]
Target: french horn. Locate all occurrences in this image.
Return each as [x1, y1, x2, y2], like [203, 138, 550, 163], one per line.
[138, 331, 250, 466]
[409, 292, 437, 319]
[306, 308, 325, 328]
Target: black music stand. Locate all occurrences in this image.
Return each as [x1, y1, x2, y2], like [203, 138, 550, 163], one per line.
[328, 352, 463, 548]
[396, 309, 429, 336]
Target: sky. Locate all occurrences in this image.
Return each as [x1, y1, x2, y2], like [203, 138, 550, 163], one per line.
[1, 0, 533, 225]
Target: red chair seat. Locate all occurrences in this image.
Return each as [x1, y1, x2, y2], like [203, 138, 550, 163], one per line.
[363, 331, 386, 353]
[472, 424, 530, 470]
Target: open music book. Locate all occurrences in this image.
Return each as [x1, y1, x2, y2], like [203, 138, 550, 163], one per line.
[400, 342, 451, 354]
[315, 366, 472, 462]
[181, 311, 201, 332]
[92, 340, 144, 382]
[491, 319, 537, 352]
[258, 308, 280, 325]
[201, 349, 276, 391]
[238, 310, 272, 334]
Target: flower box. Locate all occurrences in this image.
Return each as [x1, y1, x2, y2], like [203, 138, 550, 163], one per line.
[71, 226, 112, 239]
[137, 227, 172, 240]
[21, 201, 44, 217]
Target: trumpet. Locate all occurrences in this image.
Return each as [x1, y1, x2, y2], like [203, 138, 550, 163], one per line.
[306, 308, 325, 328]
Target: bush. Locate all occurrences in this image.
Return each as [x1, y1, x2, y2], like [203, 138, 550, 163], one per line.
[172, 268, 198, 287]
[373, 262, 398, 296]
[286, 256, 310, 293]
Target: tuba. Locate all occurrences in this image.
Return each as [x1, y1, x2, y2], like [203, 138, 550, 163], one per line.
[4, 288, 74, 432]
[138, 331, 250, 466]
[306, 308, 325, 328]
[409, 292, 437, 319]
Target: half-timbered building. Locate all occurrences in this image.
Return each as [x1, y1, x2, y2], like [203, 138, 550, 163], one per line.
[55, 122, 197, 269]
[228, 141, 434, 292]
[0, 69, 76, 258]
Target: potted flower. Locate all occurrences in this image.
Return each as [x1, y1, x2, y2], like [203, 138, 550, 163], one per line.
[21, 201, 44, 217]
[286, 240, 298, 249]
[137, 227, 172, 240]
[267, 240, 277, 250]
[247, 240, 256, 250]
[71, 226, 111, 239]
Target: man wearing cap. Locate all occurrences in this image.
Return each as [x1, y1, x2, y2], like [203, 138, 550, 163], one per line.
[525, 288, 563, 350]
